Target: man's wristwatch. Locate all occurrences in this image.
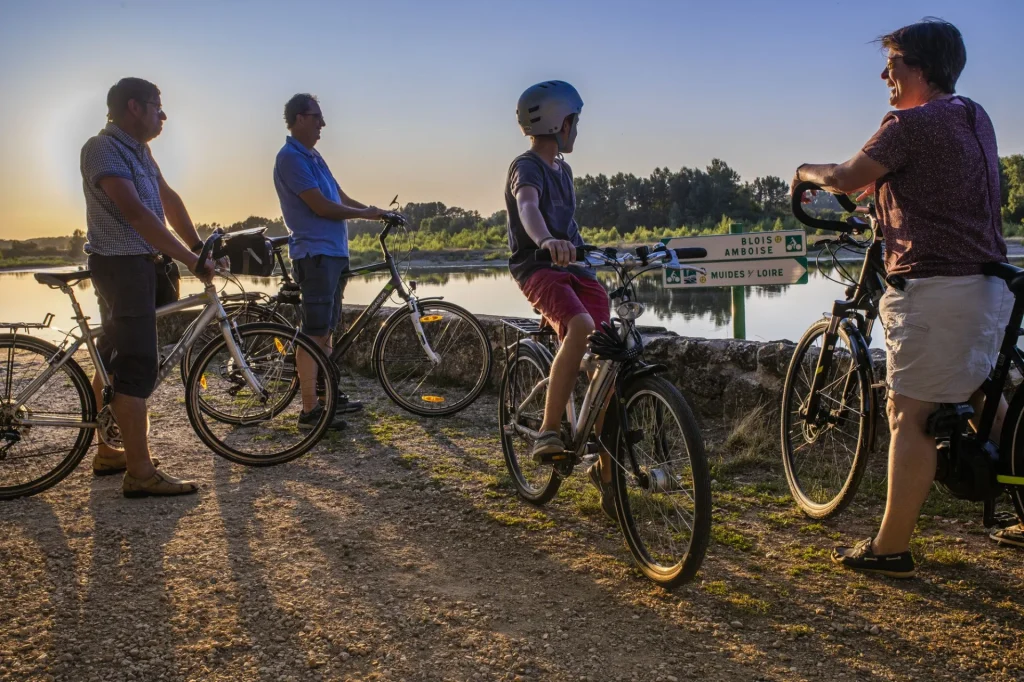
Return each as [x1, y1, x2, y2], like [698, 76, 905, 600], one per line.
[190, 241, 204, 254]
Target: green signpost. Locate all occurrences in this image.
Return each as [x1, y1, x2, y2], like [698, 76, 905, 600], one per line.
[662, 224, 809, 339]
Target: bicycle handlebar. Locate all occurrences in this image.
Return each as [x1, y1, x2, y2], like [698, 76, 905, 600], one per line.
[534, 244, 707, 265]
[791, 182, 864, 234]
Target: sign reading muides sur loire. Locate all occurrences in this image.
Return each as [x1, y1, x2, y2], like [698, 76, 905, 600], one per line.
[663, 230, 808, 288]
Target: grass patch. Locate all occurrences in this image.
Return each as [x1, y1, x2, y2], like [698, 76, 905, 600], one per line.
[727, 592, 772, 614]
[711, 526, 754, 552]
[760, 511, 797, 529]
[703, 580, 729, 596]
[928, 544, 971, 567]
[485, 509, 555, 531]
[715, 404, 778, 476]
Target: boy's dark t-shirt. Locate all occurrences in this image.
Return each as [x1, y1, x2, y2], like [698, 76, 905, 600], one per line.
[505, 151, 595, 286]
[861, 97, 1006, 279]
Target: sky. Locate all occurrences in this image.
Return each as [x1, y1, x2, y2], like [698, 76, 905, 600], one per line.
[1, 0, 1022, 239]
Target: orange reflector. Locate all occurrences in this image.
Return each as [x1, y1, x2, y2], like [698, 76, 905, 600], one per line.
[421, 395, 446, 403]
[200, 374, 208, 390]
[274, 338, 286, 354]
[420, 315, 443, 323]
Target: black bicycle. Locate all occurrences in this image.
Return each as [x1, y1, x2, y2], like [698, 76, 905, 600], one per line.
[499, 243, 712, 587]
[782, 182, 1024, 532]
[180, 212, 493, 417]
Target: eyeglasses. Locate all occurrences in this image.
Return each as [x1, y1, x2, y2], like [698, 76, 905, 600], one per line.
[299, 112, 325, 124]
[143, 100, 164, 115]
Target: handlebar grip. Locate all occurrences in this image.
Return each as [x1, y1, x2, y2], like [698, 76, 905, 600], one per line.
[195, 232, 218, 275]
[791, 181, 854, 234]
[672, 247, 707, 259]
[534, 246, 588, 263]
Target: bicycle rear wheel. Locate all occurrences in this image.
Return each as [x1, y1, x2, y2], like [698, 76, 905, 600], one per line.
[609, 375, 711, 588]
[781, 320, 874, 519]
[373, 301, 492, 416]
[499, 342, 561, 504]
[0, 335, 95, 500]
[184, 323, 335, 466]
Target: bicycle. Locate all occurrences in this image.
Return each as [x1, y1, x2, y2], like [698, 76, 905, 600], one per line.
[498, 242, 712, 588]
[0, 231, 338, 500]
[781, 181, 1024, 533]
[180, 212, 493, 417]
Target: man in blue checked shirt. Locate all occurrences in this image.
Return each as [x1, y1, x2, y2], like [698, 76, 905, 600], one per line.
[80, 77, 216, 497]
[274, 93, 387, 430]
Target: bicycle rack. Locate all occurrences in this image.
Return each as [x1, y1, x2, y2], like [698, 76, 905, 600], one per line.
[0, 313, 54, 331]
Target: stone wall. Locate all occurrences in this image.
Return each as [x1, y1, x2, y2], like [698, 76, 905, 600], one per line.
[158, 304, 892, 421]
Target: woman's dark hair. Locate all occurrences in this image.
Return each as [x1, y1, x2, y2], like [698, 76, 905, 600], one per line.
[877, 18, 966, 93]
[106, 78, 160, 122]
[284, 93, 318, 129]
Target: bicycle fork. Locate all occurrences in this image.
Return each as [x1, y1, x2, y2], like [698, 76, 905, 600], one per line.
[406, 300, 441, 365]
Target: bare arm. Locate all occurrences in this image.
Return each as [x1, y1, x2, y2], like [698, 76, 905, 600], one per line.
[515, 186, 574, 266]
[792, 151, 890, 196]
[337, 186, 367, 211]
[297, 188, 382, 221]
[158, 176, 202, 248]
[98, 177, 200, 271]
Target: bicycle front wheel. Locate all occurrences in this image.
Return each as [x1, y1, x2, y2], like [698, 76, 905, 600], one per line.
[184, 323, 336, 466]
[0, 335, 95, 500]
[610, 375, 711, 588]
[179, 300, 290, 386]
[373, 301, 492, 416]
[499, 342, 561, 504]
[781, 320, 874, 519]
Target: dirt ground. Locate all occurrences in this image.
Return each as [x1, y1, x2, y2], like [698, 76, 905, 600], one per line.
[1, 374, 1023, 682]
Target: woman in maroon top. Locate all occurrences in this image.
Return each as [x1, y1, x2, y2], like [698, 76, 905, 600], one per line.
[791, 19, 1016, 577]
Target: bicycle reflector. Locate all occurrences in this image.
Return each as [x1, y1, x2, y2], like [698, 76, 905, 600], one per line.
[420, 315, 443, 323]
[421, 395, 446, 403]
[200, 374, 208, 390]
[274, 338, 286, 354]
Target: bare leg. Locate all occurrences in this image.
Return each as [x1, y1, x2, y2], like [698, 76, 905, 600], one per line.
[109, 393, 156, 480]
[296, 333, 330, 413]
[539, 314, 594, 437]
[872, 392, 937, 555]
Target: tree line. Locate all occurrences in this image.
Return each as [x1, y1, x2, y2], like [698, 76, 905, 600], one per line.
[4, 154, 1023, 262]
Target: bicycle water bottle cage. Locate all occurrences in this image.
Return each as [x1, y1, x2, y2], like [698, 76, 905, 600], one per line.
[588, 321, 641, 363]
[926, 403, 973, 437]
[279, 283, 302, 306]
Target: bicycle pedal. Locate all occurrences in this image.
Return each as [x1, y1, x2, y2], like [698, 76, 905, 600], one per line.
[533, 449, 573, 465]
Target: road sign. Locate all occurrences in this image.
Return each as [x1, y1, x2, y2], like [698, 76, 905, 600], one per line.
[663, 229, 806, 262]
[665, 257, 808, 288]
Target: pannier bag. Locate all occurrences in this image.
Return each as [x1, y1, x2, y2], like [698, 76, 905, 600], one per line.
[221, 229, 276, 276]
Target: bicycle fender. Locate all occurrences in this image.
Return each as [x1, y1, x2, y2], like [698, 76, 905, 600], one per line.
[506, 338, 554, 367]
[839, 318, 878, 453]
[619, 363, 667, 387]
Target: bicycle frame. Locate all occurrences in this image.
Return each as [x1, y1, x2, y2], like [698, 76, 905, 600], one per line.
[11, 281, 265, 430]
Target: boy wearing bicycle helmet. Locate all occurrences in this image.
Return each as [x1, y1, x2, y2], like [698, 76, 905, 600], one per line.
[505, 81, 615, 518]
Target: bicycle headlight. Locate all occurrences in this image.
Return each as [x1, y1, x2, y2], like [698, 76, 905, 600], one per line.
[616, 301, 645, 321]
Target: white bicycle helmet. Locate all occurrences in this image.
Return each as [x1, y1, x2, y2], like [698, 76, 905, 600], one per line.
[516, 81, 583, 136]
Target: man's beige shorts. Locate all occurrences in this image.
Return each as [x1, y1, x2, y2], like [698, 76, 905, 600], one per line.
[880, 274, 1013, 404]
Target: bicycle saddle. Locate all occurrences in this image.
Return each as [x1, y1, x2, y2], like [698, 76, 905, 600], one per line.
[268, 235, 289, 249]
[982, 262, 1024, 295]
[34, 270, 92, 288]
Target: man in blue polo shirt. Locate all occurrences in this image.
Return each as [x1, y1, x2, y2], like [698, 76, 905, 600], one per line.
[274, 93, 386, 429]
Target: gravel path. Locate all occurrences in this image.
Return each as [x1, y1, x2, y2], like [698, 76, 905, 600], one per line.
[2, 373, 1023, 682]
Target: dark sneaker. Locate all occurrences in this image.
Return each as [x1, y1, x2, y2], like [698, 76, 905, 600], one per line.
[335, 394, 363, 414]
[298, 403, 347, 431]
[587, 460, 617, 522]
[989, 524, 1024, 549]
[831, 538, 916, 578]
[531, 431, 568, 464]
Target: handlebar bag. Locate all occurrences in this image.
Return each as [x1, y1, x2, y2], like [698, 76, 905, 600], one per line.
[222, 232, 275, 276]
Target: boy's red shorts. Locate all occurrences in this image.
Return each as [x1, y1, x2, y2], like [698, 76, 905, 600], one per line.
[521, 268, 611, 340]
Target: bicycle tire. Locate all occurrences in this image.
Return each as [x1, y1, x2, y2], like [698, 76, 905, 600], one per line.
[184, 322, 336, 466]
[0, 335, 95, 500]
[498, 341, 562, 504]
[781, 319, 874, 519]
[179, 301, 291, 386]
[998, 389, 1024, 524]
[373, 300, 492, 417]
[608, 375, 711, 588]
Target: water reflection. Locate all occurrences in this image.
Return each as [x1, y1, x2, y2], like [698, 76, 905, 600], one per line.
[0, 262, 916, 347]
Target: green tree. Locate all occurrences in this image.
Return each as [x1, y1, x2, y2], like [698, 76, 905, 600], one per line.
[67, 228, 86, 255]
[1001, 155, 1024, 224]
